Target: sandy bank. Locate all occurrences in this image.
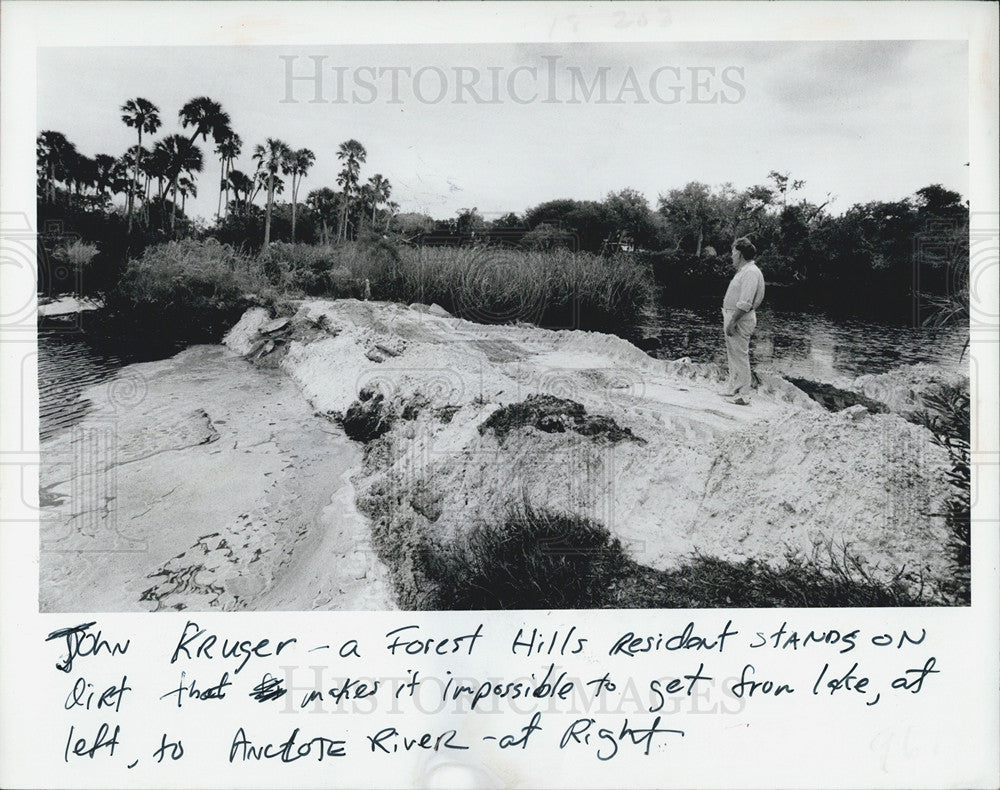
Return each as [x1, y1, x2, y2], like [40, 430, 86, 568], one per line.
[223, 299, 956, 606]
[39, 344, 392, 612]
[37, 294, 102, 317]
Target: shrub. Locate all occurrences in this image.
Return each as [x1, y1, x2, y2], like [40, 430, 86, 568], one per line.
[521, 223, 577, 251]
[478, 394, 644, 444]
[917, 383, 970, 603]
[107, 238, 266, 342]
[50, 239, 99, 270]
[339, 389, 397, 442]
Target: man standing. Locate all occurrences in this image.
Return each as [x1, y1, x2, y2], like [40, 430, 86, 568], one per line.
[720, 237, 766, 405]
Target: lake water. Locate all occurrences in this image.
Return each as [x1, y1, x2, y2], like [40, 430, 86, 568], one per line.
[38, 305, 968, 441]
[38, 324, 187, 441]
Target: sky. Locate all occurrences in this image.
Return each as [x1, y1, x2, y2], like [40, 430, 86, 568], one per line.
[37, 41, 969, 223]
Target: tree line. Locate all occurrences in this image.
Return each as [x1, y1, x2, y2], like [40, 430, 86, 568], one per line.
[37, 95, 398, 250]
[37, 95, 968, 316]
[393, 175, 968, 314]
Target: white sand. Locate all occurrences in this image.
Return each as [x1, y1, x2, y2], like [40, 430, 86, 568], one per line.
[39, 343, 392, 612]
[37, 295, 102, 317]
[39, 299, 956, 611]
[228, 299, 956, 600]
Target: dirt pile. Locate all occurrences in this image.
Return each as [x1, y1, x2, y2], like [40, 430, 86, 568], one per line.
[225, 299, 956, 605]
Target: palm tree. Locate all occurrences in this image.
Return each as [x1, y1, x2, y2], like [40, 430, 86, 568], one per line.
[115, 151, 138, 205]
[215, 131, 242, 220]
[138, 147, 162, 225]
[155, 134, 203, 231]
[36, 131, 74, 204]
[384, 200, 400, 232]
[67, 151, 97, 200]
[178, 97, 230, 225]
[335, 139, 366, 241]
[146, 143, 170, 202]
[307, 187, 340, 245]
[177, 175, 197, 215]
[253, 138, 292, 245]
[120, 98, 161, 231]
[225, 169, 254, 214]
[92, 154, 123, 205]
[367, 173, 391, 225]
[179, 97, 232, 146]
[282, 147, 315, 242]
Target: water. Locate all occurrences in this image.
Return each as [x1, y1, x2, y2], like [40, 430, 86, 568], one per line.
[37, 305, 968, 442]
[637, 303, 968, 380]
[37, 324, 186, 441]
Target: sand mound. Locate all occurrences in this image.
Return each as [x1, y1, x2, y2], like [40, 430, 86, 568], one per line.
[224, 299, 955, 605]
[846, 362, 969, 414]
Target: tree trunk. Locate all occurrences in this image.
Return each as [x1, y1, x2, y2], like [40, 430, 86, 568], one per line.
[264, 177, 274, 246]
[128, 130, 141, 233]
[291, 176, 298, 242]
[216, 158, 225, 220]
[222, 157, 232, 219]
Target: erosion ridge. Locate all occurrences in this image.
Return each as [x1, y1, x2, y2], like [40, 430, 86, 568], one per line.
[225, 299, 955, 607]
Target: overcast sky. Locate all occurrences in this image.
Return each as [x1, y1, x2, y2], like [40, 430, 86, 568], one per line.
[37, 41, 969, 222]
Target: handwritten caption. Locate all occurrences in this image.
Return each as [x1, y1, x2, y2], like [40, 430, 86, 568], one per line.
[43, 618, 939, 770]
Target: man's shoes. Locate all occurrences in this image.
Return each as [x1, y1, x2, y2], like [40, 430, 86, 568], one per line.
[717, 389, 738, 397]
[727, 396, 751, 406]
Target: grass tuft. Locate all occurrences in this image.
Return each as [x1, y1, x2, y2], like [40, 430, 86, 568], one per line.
[478, 394, 645, 444]
[426, 503, 628, 610]
[612, 540, 936, 609]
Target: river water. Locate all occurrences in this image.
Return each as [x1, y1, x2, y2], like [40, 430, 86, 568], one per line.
[38, 306, 968, 441]
[638, 303, 968, 379]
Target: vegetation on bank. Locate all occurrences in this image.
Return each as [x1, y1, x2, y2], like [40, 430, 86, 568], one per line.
[377, 501, 942, 610]
[103, 239, 268, 341]
[918, 383, 971, 603]
[102, 238, 656, 339]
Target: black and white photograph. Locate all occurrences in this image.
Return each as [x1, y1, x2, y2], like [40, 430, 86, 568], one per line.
[34, 40, 973, 612]
[2, 3, 998, 789]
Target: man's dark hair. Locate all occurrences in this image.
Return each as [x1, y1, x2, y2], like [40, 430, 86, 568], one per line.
[734, 237, 756, 260]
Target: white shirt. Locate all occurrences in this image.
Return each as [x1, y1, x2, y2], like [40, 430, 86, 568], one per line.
[723, 262, 766, 312]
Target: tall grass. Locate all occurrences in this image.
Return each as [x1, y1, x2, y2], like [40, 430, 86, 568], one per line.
[917, 383, 971, 603]
[421, 503, 629, 610]
[262, 240, 654, 331]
